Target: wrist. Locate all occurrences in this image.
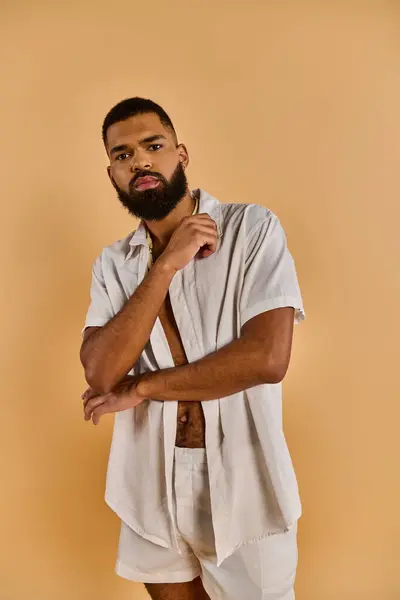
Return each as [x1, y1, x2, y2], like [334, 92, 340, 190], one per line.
[136, 372, 153, 399]
[154, 256, 177, 279]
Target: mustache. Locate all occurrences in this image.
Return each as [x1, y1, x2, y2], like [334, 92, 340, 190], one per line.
[130, 171, 165, 186]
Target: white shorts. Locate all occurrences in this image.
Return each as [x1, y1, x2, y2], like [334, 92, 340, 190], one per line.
[116, 447, 298, 600]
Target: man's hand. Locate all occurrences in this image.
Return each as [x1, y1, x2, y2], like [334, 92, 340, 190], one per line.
[157, 213, 218, 273]
[82, 375, 146, 425]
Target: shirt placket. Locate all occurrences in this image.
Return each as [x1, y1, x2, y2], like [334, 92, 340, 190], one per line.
[136, 246, 180, 550]
[168, 265, 222, 548]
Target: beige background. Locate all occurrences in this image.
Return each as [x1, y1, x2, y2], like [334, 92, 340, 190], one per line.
[1, 1, 399, 599]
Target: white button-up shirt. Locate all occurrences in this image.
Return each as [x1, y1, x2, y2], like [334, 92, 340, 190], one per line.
[83, 189, 305, 566]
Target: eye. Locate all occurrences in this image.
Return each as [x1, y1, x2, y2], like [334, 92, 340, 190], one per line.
[148, 144, 163, 151]
[116, 153, 130, 161]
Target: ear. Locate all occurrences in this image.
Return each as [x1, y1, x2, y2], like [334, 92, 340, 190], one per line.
[177, 143, 189, 170]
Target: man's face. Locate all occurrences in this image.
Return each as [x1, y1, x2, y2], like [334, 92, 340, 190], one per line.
[106, 113, 189, 221]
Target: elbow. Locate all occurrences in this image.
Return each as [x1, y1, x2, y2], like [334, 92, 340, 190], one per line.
[261, 361, 289, 385]
[81, 351, 115, 395]
[84, 366, 115, 395]
[80, 343, 117, 395]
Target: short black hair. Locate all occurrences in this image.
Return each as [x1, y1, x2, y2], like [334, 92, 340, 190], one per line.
[102, 97, 177, 148]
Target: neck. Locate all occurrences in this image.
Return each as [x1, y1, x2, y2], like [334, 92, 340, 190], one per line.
[144, 191, 195, 252]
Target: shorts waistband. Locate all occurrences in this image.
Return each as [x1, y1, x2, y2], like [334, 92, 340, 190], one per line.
[174, 446, 207, 464]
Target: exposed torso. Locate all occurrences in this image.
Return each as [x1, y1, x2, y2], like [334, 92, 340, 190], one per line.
[158, 292, 206, 448]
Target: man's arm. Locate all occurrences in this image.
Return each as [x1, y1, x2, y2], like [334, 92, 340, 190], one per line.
[80, 260, 175, 395]
[80, 214, 218, 395]
[136, 307, 295, 401]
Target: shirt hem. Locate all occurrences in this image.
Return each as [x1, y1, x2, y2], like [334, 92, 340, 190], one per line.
[241, 297, 305, 327]
[105, 494, 175, 550]
[81, 319, 109, 336]
[215, 515, 301, 567]
[115, 560, 201, 583]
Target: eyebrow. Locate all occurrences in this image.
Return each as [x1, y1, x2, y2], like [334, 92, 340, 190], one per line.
[109, 135, 167, 156]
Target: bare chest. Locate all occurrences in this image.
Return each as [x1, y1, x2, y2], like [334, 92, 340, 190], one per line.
[158, 293, 205, 448]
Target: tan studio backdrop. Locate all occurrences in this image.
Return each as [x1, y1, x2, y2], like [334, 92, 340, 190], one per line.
[1, 1, 399, 599]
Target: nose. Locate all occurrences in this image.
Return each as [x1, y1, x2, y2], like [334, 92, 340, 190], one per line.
[131, 149, 152, 172]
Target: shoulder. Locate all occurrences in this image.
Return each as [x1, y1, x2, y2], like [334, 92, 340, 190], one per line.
[220, 202, 277, 237]
[198, 189, 278, 237]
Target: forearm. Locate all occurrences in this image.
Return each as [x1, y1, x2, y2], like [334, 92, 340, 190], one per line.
[136, 335, 276, 401]
[81, 260, 175, 394]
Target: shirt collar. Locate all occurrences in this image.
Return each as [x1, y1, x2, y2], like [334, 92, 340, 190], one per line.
[127, 188, 223, 252]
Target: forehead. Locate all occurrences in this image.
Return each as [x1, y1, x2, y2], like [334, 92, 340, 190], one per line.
[106, 113, 172, 150]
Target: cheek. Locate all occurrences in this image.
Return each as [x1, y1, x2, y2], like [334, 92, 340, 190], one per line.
[159, 155, 180, 179]
[110, 164, 131, 186]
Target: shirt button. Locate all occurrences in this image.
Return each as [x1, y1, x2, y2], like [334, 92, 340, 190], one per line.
[179, 414, 188, 424]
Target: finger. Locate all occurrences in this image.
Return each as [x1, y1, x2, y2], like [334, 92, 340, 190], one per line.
[199, 247, 215, 258]
[190, 222, 218, 234]
[184, 217, 218, 234]
[193, 227, 218, 244]
[84, 396, 106, 420]
[181, 222, 218, 248]
[81, 389, 90, 400]
[84, 396, 107, 421]
[82, 387, 95, 401]
[83, 389, 99, 408]
[200, 229, 217, 242]
[191, 213, 217, 224]
[83, 395, 95, 410]
[196, 233, 218, 255]
[184, 212, 213, 220]
[92, 403, 110, 426]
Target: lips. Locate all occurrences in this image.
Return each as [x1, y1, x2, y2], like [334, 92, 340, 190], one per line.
[133, 176, 160, 191]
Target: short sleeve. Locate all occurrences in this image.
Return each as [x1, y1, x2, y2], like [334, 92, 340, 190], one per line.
[81, 255, 115, 335]
[240, 214, 305, 326]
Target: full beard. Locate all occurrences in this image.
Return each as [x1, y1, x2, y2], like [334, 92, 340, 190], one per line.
[114, 162, 188, 221]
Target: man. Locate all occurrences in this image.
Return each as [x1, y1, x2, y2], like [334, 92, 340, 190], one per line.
[80, 97, 305, 600]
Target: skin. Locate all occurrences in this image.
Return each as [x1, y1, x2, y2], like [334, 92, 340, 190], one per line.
[144, 577, 211, 600]
[80, 114, 218, 395]
[82, 112, 295, 418]
[107, 112, 193, 252]
[81, 112, 295, 599]
[82, 306, 295, 423]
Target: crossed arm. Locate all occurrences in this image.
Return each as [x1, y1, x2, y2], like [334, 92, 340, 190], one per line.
[82, 307, 295, 424]
[137, 306, 295, 400]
